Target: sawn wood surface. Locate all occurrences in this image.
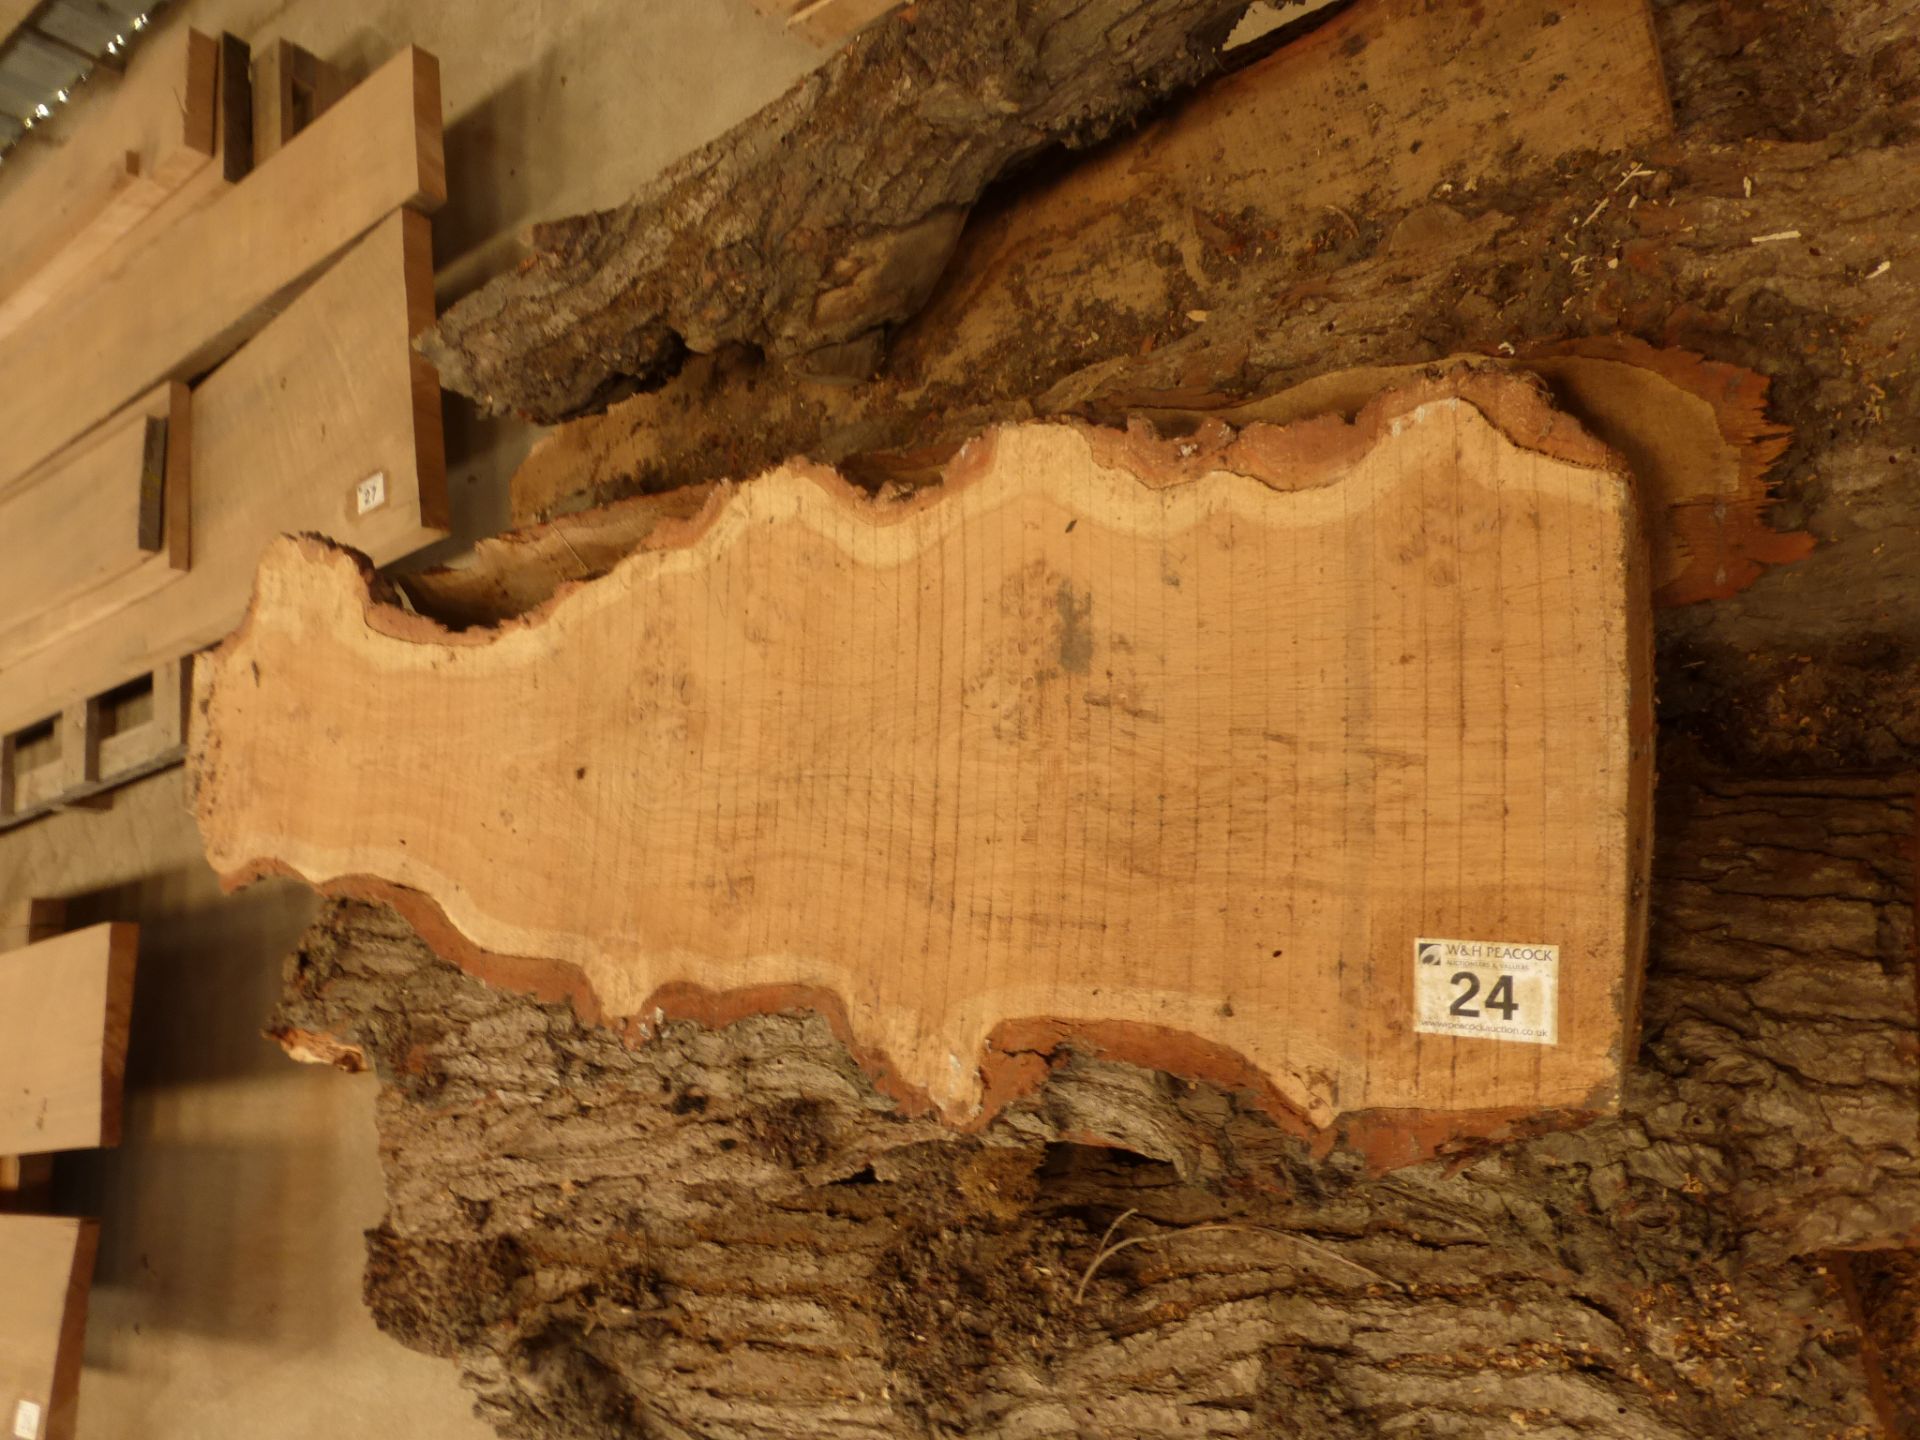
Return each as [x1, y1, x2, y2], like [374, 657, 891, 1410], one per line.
[194, 378, 1651, 1132]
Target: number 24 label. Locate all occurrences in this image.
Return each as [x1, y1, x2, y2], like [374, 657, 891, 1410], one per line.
[1413, 937, 1559, 1046]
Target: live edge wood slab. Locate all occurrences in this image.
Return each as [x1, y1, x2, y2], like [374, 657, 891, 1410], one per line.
[193, 376, 1652, 1140]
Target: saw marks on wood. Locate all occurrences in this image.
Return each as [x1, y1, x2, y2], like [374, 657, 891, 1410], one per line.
[194, 379, 1651, 1131]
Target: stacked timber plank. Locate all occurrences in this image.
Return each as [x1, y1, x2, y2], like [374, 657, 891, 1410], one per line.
[0, 1218, 95, 1440]
[0, 25, 448, 830]
[0, 908, 138, 1440]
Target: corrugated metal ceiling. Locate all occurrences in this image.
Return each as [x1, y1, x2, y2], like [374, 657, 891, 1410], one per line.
[0, 1, 168, 158]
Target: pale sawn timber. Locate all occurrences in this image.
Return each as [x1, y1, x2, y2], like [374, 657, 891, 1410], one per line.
[0, 209, 446, 740]
[0, 1216, 98, 1440]
[0, 924, 137, 1156]
[194, 377, 1652, 1135]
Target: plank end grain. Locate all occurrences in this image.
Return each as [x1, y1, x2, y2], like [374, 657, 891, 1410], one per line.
[192, 375, 1651, 1151]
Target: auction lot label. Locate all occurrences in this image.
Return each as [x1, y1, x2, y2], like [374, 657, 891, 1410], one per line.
[1414, 937, 1559, 1045]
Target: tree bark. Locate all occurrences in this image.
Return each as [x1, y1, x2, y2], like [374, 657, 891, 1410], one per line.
[484, 0, 1920, 775]
[419, 0, 1273, 421]
[272, 774, 1919, 1438]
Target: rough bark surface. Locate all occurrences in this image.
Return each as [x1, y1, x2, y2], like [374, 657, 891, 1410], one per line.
[420, 0, 1270, 420]
[493, 0, 1920, 776]
[274, 775, 1919, 1438]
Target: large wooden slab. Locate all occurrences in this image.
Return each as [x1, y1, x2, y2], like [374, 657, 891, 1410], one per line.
[0, 44, 443, 490]
[0, 924, 137, 1155]
[0, 1216, 97, 1440]
[0, 208, 446, 738]
[195, 378, 1652, 1133]
[0, 383, 189, 671]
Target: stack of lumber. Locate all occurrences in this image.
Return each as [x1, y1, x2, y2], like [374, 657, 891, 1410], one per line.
[0, 25, 448, 831]
[0, 905, 137, 1440]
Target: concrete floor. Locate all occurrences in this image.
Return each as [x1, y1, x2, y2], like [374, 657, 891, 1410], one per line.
[0, 3, 819, 1434]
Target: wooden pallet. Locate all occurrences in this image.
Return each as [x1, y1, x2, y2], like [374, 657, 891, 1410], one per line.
[0, 655, 192, 830]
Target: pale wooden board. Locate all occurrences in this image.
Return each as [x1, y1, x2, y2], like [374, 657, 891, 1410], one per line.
[0, 923, 137, 1154]
[0, 156, 172, 345]
[194, 378, 1653, 1133]
[0, 209, 446, 739]
[0, 383, 189, 669]
[0, 26, 216, 324]
[253, 38, 350, 164]
[0, 45, 444, 490]
[0, 1215, 97, 1440]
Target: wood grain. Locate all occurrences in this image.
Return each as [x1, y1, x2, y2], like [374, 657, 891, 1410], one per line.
[0, 924, 137, 1155]
[0, 44, 443, 490]
[195, 378, 1652, 1131]
[0, 383, 190, 673]
[900, 0, 1670, 390]
[277, 773, 1915, 1435]
[0, 208, 445, 738]
[1097, 342, 1806, 609]
[0, 155, 170, 345]
[0, 1216, 97, 1440]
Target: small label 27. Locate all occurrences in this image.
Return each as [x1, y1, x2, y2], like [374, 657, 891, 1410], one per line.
[354, 470, 388, 516]
[1414, 937, 1559, 1045]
